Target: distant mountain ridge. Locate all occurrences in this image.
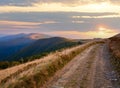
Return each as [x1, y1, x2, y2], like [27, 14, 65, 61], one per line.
[6, 37, 80, 61]
[0, 33, 50, 41]
[0, 33, 81, 61]
[0, 33, 51, 61]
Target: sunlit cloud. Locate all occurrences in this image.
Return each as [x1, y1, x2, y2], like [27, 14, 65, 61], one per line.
[0, 20, 40, 26]
[0, 12, 119, 38]
[45, 27, 118, 39]
[0, 20, 57, 30]
[0, 0, 106, 6]
[0, 1, 120, 13]
[72, 21, 84, 24]
[0, 20, 57, 25]
[72, 14, 120, 19]
[1, 0, 120, 6]
[0, 0, 119, 39]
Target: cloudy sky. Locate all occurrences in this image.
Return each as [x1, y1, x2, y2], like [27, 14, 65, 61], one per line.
[0, 0, 120, 39]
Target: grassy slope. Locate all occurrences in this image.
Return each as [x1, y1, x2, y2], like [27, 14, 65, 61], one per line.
[0, 37, 80, 69]
[108, 35, 120, 76]
[0, 41, 104, 88]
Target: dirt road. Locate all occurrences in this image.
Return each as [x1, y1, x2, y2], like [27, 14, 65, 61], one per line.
[43, 44, 120, 88]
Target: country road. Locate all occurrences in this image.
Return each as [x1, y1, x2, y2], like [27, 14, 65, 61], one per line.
[43, 44, 120, 88]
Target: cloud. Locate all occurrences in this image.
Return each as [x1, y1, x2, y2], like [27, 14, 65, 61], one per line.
[35, 0, 120, 6]
[72, 14, 120, 19]
[0, 20, 57, 30]
[0, 12, 119, 38]
[0, 0, 120, 13]
[0, 0, 88, 6]
[109, 0, 120, 5]
[0, 20, 57, 25]
[0, 0, 38, 6]
[0, 0, 120, 7]
[0, 12, 120, 31]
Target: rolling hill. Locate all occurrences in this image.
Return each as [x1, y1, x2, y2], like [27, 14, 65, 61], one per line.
[0, 33, 51, 61]
[108, 33, 120, 76]
[109, 33, 120, 57]
[6, 37, 81, 61]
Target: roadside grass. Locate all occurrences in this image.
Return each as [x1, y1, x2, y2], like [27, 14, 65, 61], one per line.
[109, 52, 120, 85]
[0, 41, 104, 88]
[108, 38, 120, 84]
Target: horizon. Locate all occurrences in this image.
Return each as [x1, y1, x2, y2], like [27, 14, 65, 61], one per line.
[0, 32, 118, 39]
[0, 0, 120, 39]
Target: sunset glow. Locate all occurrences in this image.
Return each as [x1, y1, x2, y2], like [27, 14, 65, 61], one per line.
[98, 27, 106, 36]
[0, 0, 119, 39]
[0, 1, 120, 87]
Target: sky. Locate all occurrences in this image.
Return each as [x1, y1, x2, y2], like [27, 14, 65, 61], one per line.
[0, 0, 120, 39]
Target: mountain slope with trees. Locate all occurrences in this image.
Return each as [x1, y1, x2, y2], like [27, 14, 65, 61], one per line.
[0, 33, 50, 61]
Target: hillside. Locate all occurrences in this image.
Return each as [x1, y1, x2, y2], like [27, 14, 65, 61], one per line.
[0, 41, 105, 88]
[0, 33, 51, 61]
[0, 40, 119, 88]
[108, 33, 120, 76]
[109, 33, 120, 58]
[7, 37, 81, 61]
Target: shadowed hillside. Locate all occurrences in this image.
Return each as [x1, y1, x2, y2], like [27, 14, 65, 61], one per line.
[0, 41, 104, 88]
[0, 33, 51, 61]
[0, 36, 82, 69]
[7, 37, 81, 61]
[108, 33, 120, 76]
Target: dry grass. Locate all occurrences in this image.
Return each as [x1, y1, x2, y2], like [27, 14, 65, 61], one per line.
[109, 37, 120, 58]
[0, 40, 104, 88]
[108, 37, 120, 77]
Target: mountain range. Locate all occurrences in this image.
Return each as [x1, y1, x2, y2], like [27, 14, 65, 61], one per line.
[0, 33, 81, 62]
[0, 33, 51, 61]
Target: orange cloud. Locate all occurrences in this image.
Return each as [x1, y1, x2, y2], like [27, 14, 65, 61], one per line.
[0, 20, 57, 25]
[0, 20, 40, 26]
[0, 20, 58, 30]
